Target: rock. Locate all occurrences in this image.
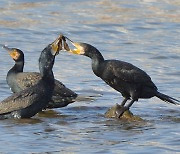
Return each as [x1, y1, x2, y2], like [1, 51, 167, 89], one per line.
[105, 104, 142, 121]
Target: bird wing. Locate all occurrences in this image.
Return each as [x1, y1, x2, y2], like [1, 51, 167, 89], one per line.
[15, 72, 41, 90]
[109, 61, 156, 87]
[0, 87, 39, 114]
[53, 80, 77, 97]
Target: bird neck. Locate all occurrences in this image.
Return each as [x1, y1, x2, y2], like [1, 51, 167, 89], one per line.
[41, 70, 54, 84]
[8, 61, 24, 74]
[86, 49, 104, 76]
[39, 45, 55, 82]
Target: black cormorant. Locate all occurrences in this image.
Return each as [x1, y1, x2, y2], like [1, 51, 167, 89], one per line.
[3, 41, 77, 109]
[0, 35, 62, 119]
[65, 37, 180, 117]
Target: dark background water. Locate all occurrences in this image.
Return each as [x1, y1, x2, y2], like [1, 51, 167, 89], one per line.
[0, 0, 179, 153]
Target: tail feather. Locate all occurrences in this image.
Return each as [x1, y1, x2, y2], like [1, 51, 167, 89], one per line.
[156, 92, 180, 105]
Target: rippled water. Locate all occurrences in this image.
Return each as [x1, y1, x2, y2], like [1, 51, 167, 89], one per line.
[0, 0, 180, 153]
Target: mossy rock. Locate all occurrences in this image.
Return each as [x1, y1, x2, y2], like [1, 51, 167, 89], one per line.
[105, 104, 143, 121]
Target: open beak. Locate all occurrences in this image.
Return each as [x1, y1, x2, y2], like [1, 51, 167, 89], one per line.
[64, 37, 83, 55]
[50, 34, 63, 56]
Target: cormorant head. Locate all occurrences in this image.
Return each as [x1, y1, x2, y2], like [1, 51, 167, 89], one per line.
[3, 45, 24, 62]
[64, 37, 96, 56]
[39, 34, 65, 78]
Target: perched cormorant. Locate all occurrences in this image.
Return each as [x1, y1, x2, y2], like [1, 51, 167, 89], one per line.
[0, 35, 62, 119]
[65, 37, 180, 117]
[3, 41, 77, 109]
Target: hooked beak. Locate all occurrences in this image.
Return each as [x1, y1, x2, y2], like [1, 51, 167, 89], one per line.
[2, 45, 20, 60]
[2, 45, 12, 53]
[64, 37, 84, 55]
[50, 34, 63, 56]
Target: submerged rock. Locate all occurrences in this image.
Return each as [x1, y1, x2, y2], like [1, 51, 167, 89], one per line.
[105, 104, 142, 121]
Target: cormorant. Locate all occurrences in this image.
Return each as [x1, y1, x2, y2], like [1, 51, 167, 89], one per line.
[64, 37, 180, 117]
[3, 41, 77, 109]
[0, 35, 62, 119]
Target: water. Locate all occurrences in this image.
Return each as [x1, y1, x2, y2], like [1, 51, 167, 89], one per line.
[0, 0, 180, 153]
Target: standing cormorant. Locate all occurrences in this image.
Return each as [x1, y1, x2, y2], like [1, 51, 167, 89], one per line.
[0, 35, 62, 119]
[3, 40, 77, 109]
[64, 37, 180, 117]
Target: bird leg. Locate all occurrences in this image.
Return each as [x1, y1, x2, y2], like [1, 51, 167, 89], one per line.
[116, 100, 135, 118]
[126, 99, 135, 108]
[120, 98, 128, 106]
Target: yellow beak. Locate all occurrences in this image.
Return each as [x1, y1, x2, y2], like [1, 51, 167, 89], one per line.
[69, 42, 82, 55]
[64, 38, 83, 55]
[51, 34, 63, 55]
[3, 45, 20, 60]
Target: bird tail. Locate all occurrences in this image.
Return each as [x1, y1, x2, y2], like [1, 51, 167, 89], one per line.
[156, 92, 180, 105]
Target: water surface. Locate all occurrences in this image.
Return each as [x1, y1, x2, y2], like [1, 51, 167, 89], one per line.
[0, 0, 179, 153]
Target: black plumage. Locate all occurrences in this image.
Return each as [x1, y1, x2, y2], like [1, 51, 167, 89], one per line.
[66, 39, 179, 117]
[3, 44, 77, 109]
[0, 35, 62, 119]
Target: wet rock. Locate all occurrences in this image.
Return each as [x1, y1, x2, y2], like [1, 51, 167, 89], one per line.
[105, 104, 142, 121]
